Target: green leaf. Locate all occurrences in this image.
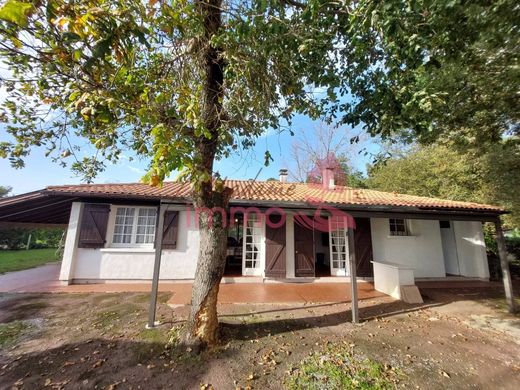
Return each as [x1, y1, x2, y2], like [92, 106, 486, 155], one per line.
[0, 0, 33, 27]
[264, 150, 273, 166]
[62, 32, 81, 43]
[91, 38, 112, 60]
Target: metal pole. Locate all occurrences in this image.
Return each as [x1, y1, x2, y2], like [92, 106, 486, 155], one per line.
[348, 228, 359, 323]
[147, 203, 166, 328]
[26, 233, 32, 250]
[494, 219, 516, 313]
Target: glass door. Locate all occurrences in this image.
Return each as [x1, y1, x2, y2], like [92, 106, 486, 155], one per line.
[242, 213, 263, 276]
[329, 216, 349, 276]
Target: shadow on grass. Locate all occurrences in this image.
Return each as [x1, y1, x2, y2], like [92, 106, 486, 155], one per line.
[0, 336, 217, 389]
[0, 293, 50, 323]
[218, 299, 429, 343]
[216, 284, 518, 341]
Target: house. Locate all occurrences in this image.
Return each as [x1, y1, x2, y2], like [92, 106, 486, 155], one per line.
[0, 170, 506, 288]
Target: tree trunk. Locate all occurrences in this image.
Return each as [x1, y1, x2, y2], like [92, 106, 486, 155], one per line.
[182, 187, 231, 350]
[180, 0, 230, 350]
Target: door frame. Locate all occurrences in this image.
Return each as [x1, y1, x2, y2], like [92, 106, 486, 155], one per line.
[440, 220, 461, 275]
[242, 213, 265, 276]
[329, 216, 349, 276]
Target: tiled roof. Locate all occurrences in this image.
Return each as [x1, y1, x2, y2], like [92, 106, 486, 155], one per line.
[41, 180, 505, 213]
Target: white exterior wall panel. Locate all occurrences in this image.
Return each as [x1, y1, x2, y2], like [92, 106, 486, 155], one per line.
[71, 209, 200, 281]
[370, 218, 446, 278]
[452, 221, 489, 279]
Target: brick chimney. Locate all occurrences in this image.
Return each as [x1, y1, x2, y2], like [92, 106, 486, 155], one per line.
[322, 167, 335, 190]
[279, 168, 288, 183]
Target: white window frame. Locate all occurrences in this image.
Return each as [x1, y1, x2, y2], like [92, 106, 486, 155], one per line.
[388, 218, 412, 237]
[107, 205, 158, 248]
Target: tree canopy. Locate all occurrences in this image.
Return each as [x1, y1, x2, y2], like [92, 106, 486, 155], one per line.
[331, 0, 519, 148]
[367, 141, 520, 228]
[0, 0, 342, 184]
[0, 185, 12, 197]
[1, 0, 518, 181]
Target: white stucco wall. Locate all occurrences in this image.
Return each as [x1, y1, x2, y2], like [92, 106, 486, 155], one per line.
[69, 208, 200, 281]
[370, 218, 446, 278]
[59, 202, 84, 282]
[452, 221, 489, 279]
[373, 261, 415, 299]
[61, 202, 490, 282]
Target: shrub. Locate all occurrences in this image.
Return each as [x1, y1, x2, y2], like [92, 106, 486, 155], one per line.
[0, 227, 65, 250]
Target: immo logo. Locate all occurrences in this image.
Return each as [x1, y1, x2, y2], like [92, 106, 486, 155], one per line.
[184, 197, 356, 232]
[184, 156, 357, 232]
[293, 197, 356, 232]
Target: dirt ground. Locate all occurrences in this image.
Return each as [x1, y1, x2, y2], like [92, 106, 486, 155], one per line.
[0, 286, 519, 389]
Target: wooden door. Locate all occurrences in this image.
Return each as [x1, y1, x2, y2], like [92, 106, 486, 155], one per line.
[294, 222, 315, 277]
[265, 215, 286, 278]
[354, 218, 374, 277]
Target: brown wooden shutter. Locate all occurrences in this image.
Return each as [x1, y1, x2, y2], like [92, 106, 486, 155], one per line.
[78, 204, 110, 248]
[162, 210, 179, 249]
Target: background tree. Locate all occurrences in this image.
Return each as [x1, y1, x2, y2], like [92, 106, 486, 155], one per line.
[367, 141, 520, 228]
[0, 186, 12, 198]
[329, 0, 519, 149]
[288, 123, 367, 187]
[0, 226, 64, 250]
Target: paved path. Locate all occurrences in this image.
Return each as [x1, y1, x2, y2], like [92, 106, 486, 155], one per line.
[0, 263, 62, 293]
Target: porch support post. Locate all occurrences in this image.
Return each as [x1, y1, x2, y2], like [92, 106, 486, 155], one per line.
[494, 219, 517, 313]
[147, 202, 166, 328]
[348, 228, 359, 323]
[59, 202, 84, 284]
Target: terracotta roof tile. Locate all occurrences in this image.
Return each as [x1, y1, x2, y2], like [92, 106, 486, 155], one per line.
[41, 180, 505, 213]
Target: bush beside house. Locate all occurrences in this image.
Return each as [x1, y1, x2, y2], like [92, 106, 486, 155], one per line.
[0, 228, 64, 250]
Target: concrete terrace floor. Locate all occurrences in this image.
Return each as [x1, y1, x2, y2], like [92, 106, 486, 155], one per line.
[0, 263, 386, 304]
[0, 263, 505, 305]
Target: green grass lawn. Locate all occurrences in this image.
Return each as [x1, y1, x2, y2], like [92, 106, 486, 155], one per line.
[0, 248, 59, 274]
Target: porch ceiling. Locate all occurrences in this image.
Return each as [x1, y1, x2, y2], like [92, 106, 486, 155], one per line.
[0, 191, 163, 226]
[0, 191, 76, 225]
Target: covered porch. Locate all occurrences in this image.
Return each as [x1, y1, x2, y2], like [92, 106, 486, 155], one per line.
[0, 188, 516, 316]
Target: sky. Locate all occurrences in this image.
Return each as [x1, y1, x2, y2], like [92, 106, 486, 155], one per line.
[0, 113, 383, 195]
[0, 58, 382, 195]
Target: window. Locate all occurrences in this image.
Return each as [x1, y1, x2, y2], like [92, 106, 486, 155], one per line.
[112, 207, 157, 246]
[389, 218, 410, 236]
